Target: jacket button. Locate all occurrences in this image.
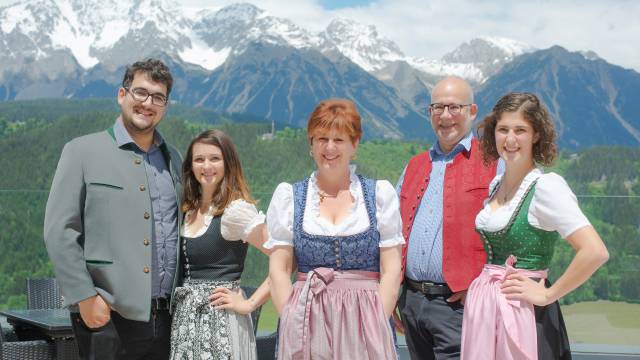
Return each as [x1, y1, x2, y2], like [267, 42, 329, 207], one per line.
[139, 185, 146, 191]
[144, 212, 150, 219]
[134, 158, 142, 165]
[143, 266, 150, 273]
[143, 238, 150, 246]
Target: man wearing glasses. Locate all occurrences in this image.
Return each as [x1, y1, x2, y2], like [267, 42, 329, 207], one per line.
[396, 76, 499, 359]
[45, 58, 182, 359]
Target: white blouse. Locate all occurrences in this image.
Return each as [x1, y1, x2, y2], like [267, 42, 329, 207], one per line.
[182, 199, 265, 241]
[264, 167, 405, 249]
[475, 168, 590, 239]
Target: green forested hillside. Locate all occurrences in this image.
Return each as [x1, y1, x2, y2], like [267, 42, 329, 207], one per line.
[0, 100, 638, 309]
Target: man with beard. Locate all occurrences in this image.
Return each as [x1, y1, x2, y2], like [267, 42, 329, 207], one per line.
[45, 58, 182, 359]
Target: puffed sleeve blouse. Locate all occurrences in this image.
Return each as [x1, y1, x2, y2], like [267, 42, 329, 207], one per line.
[264, 167, 405, 249]
[182, 199, 265, 241]
[475, 168, 591, 239]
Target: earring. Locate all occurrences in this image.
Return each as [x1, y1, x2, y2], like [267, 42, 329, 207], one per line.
[351, 154, 357, 161]
[309, 150, 313, 157]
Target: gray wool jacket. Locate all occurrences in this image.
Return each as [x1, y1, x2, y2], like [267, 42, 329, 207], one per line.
[44, 126, 183, 322]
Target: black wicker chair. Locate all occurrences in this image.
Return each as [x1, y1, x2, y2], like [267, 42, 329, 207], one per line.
[24, 278, 80, 359]
[26, 278, 62, 310]
[13, 279, 63, 342]
[0, 322, 54, 360]
[240, 286, 262, 335]
[256, 331, 277, 360]
[0, 318, 16, 347]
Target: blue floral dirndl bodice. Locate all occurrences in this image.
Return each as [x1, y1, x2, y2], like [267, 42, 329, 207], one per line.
[292, 174, 380, 273]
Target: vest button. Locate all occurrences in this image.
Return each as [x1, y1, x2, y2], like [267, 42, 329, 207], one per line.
[139, 184, 146, 191]
[134, 158, 142, 165]
[144, 212, 150, 219]
[143, 238, 150, 246]
[143, 266, 150, 273]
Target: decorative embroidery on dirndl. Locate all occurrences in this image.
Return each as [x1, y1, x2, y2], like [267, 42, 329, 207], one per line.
[170, 279, 255, 360]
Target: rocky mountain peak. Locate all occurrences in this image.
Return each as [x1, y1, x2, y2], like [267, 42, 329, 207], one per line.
[439, 37, 534, 81]
[322, 18, 404, 72]
[210, 2, 264, 22]
[443, 37, 533, 64]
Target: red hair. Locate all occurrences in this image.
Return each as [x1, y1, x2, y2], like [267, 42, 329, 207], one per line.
[307, 99, 362, 144]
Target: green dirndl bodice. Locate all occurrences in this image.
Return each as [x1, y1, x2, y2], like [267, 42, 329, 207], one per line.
[477, 180, 560, 270]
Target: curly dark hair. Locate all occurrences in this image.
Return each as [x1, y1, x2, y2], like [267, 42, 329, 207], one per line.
[478, 92, 557, 166]
[181, 129, 255, 216]
[122, 58, 173, 96]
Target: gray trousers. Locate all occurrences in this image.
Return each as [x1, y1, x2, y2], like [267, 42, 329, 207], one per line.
[398, 285, 464, 360]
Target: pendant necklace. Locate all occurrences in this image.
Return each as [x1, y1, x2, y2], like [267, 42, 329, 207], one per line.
[318, 190, 338, 203]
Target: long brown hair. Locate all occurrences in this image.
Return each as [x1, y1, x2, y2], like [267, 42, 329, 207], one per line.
[181, 129, 254, 216]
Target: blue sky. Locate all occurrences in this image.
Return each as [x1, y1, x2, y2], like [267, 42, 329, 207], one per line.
[319, 0, 375, 9]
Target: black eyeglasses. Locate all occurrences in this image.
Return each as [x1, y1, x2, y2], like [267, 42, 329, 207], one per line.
[124, 87, 168, 107]
[429, 103, 471, 115]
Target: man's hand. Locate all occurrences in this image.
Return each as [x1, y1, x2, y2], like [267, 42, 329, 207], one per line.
[78, 295, 111, 328]
[446, 290, 467, 305]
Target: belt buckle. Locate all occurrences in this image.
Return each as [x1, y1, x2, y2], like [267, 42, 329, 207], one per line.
[421, 281, 433, 294]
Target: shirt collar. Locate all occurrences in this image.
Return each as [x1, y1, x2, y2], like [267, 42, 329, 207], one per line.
[113, 116, 164, 150]
[430, 131, 473, 158]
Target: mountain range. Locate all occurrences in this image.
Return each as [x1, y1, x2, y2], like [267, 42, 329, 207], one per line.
[1, 0, 639, 148]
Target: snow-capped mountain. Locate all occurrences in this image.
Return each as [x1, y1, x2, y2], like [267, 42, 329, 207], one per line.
[0, 1, 323, 73]
[320, 18, 405, 72]
[440, 37, 535, 81]
[0, 0, 191, 69]
[187, 3, 323, 70]
[3, 1, 637, 147]
[0, 0, 530, 80]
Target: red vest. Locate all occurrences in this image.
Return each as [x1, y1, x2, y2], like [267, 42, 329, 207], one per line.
[400, 138, 497, 292]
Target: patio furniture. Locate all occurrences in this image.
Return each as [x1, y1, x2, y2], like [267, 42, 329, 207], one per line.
[26, 278, 62, 310]
[0, 322, 54, 360]
[256, 331, 277, 360]
[0, 309, 78, 360]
